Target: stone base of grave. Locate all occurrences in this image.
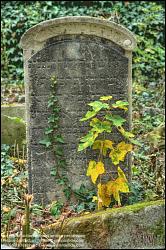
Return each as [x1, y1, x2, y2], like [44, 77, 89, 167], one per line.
[43, 200, 165, 249]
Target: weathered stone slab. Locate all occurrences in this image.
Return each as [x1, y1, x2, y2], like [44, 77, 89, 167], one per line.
[43, 200, 165, 249]
[1, 104, 26, 146]
[20, 17, 136, 204]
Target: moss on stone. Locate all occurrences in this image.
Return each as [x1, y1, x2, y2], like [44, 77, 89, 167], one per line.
[66, 199, 165, 223]
[43, 200, 165, 249]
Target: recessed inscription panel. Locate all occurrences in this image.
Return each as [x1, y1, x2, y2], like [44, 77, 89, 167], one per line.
[27, 35, 129, 203]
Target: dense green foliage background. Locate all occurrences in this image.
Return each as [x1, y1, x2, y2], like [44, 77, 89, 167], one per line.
[1, 1, 165, 85]
[1, 1, 165, 202]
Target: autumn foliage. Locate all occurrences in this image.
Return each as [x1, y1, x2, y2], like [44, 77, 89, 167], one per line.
[78, 96, 138, 209]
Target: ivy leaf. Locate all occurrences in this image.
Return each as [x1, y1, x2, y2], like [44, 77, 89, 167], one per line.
[99, 96, 113, 101]
[97, 183, 111, 208]
[105, 114, 126, 127]
[112, 101, 129, 111]
[109, 141, 132, 165]
[55, 147, 63, 156]
[48, 115, 59, 123]
[50, 169, 57, 176]
[44, 127, 54, 135]
[86, 161, 105, 184]
[88, 101, 109, 112]
[55, 135, 64, 143]
[39, 138, 52, 148]
[80, 110, 97, 121]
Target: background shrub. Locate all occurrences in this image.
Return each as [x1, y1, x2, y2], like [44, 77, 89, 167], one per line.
[1, 1, 165, 85]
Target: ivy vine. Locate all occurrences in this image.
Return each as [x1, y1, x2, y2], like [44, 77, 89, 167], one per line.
[39, 76, 72, 200]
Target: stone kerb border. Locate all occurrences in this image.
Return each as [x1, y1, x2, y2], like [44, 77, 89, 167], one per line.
[20, 16, 137, 59]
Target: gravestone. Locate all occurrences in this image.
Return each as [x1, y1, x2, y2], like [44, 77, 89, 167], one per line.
[20, 17, 136, 204]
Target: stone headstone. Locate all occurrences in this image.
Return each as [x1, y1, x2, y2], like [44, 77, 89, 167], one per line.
[20, 17, 136, 204]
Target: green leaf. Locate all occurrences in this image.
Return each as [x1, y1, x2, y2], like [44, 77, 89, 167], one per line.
[44, 127, 54, 135]
[78, 141, 92, 152]
[78, 132, 98, 151]
[50, 201, 63, 218]
[88, 101, 109, 112]
[39, 138, 52, 148]
[80, 110, 97, 121]
[55, 147, 63, 156]
[112, 101, 129, 111]
[56, 179, 65, 185]
[57, 159, 66, 168]
[50, 169, 57, 176]
[80, 131, 94, 142]
[55, 135, 64, 143]
[90, 118, 112, 133]
[105, 114, 126, 127]
[48, 115, 59, 123]
[63, 187, 71, 200]
[48, 101, 54, 108]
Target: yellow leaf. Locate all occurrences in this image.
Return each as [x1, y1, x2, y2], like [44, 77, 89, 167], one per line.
[92, 196, 98, 202]
[109, 141, 132, 165]
[23, 194, 33, 205]
[106, 167, 129, 205]
[117, 166, 127, 181]
[104, 140, 114, 149]
[100, 96, 112, 101]
[115, 177, 129, 193]
[86, 160, 96, 177]
[82, 211, 90, 215]
[116, 167, 129, 192]
[10, 157, 27, 164]
[3, 207, 11, 213]
[93, 140, 114, 156]
[118, 126, 135, 139]
[97, 183, 111, 208]
[106, 181, 121, 205]
[90, 118, 100, 127]
[117, 141, 132, 152]
[102, 140, 114, 156]
[86, 161, 105, 184]
[92, 140, 103, 150]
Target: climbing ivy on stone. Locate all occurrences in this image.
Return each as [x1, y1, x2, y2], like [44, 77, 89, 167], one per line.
[39, 76, 72, 200]
[78, 96, 139, 209]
